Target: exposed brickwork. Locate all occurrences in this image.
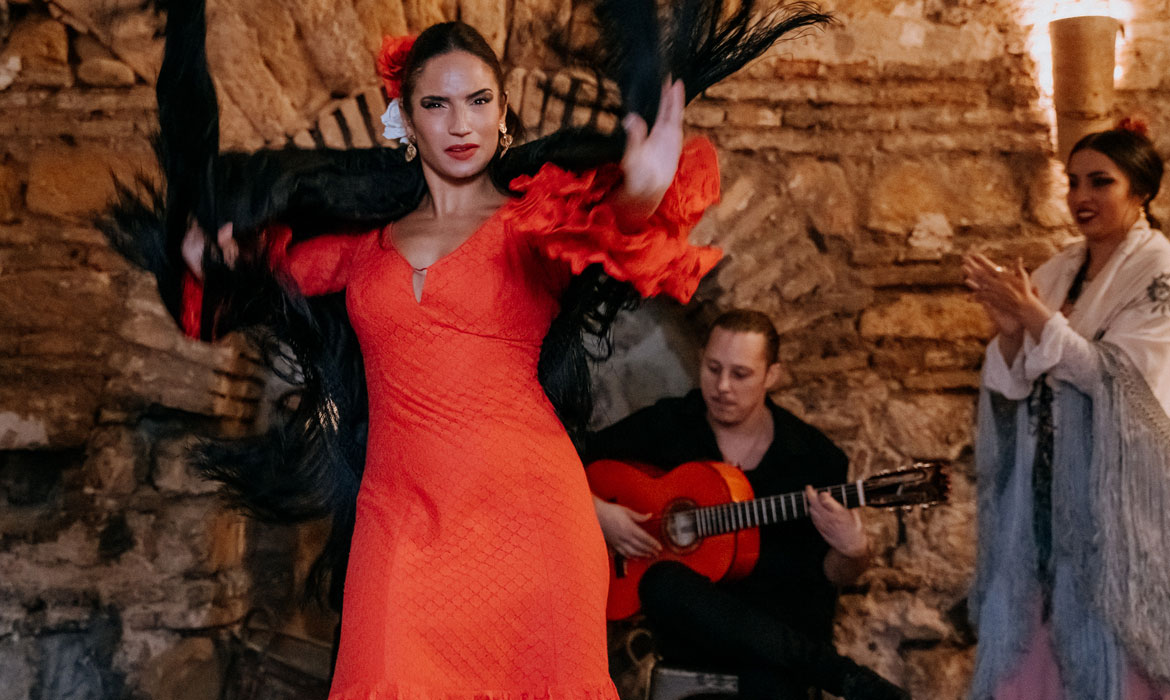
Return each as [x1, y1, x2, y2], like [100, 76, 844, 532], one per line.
[4, 0, 1170, 697]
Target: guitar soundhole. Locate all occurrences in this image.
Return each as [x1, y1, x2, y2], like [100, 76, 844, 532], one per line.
[661, 499, 701, 554]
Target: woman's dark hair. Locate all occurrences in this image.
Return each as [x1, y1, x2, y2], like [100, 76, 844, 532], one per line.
[398, 22, 524, 193]
[704, 309, 780, 364]
[1070, 128, 1164, 229]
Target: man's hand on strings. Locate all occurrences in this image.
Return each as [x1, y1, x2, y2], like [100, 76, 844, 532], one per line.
[806, 485, 868, 560]
[593, 497, 662, 559]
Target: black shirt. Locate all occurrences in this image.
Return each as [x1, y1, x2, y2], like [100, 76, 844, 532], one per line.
[583, 389, 847, 644]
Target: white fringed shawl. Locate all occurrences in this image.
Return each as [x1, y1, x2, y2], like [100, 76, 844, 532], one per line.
[970, 220, 1170, 700]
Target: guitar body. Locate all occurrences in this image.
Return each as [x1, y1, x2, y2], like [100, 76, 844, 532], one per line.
[587, 459, 760, 621]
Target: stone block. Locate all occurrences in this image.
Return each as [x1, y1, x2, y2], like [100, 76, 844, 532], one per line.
[28, 521, 101, 568]
[237, 0, 331, 114]
[860, 294, 992, 341]
[0, 269, 116, 333]
[783, 158, 858, 240]
[923, 343, 985, 370]
[26, 144, 154, 219]
[152, 436, 217, 496]
[460, 0, 507, 58]
[840, 589, 952, 643]
[725, 104, 781, 128]
[904, 645, 975, 700]
[901, 370, 981, 391]
[47, 0, 156, 76]
[832, 598, 907, 684]
[857, 263, 963, 288]
[0, 161, 21, 223]
[866, 156, 1021, 234]
[1119, 23, 1170, 91]
[403, 0, 457, 33]
[353, 0, 408, 50]
[0, 377, 101, 448]
[204, 6, 307, 146]
[77, 57, 136, 87]
[72, 34, 115, 62]
[0, 53, 19, 91]
[84, 426, 147, 495]
[130, 500, 218, 578]
[292, 0, 378, 95]
[102, 341, 261, 420]
[882, 394, 975, 462]
[1018, 154, 1072, 228]
[684, 102, 726, 129]
[205, 510, 247, 573]
[138, 637, 224, 700]
[3, 17, 69, 65]
[0, 448, 74, 506]
[906, 213, 954, 260]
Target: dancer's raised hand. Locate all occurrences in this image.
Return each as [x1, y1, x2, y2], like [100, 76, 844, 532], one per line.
[181, 220, 237, 279]
[613, 78, 686, 224]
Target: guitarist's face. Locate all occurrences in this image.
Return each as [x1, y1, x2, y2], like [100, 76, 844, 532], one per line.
[700, 329, 782, 427]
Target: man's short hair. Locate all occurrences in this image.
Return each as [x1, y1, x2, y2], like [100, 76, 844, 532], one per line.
[703, 309, 780, 364]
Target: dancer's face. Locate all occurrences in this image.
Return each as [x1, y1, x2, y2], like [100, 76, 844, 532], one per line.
[699, 328, 781, 428]
[402, 50, 506, 182]
[1066, 148, 1145, 243]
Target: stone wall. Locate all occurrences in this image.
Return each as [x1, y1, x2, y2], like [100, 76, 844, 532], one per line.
[598, 2, 1170, 699]
[3, 0, 1170, 698]
[0, 2, 329, 697]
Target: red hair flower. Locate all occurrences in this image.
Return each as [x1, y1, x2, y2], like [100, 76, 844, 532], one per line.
[1116, 116, 1151, 139]
[376, 34, 416, 100]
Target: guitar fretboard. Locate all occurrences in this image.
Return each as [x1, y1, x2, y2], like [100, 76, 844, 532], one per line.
[692, 482, 865, 538]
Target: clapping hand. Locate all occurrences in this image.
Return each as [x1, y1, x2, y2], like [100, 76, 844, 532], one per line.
[963, 253, 1023, 337]
[962, 253, 1051, 339]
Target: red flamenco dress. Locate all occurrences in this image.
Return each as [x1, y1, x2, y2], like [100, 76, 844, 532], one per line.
[184, 138, 721, 699]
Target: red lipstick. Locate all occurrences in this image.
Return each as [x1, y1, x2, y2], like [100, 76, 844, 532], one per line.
[445, 144, 479, 160]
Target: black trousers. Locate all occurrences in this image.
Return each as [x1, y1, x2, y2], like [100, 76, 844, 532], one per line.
[639, 561, 846, 700]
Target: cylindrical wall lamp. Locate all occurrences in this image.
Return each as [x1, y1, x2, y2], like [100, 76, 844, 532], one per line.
[1050, 15, 1121, 161]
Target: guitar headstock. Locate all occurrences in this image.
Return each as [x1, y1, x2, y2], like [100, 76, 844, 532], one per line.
[861, 460, 951, 509]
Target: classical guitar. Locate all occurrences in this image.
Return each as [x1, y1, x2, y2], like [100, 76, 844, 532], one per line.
[586, 459, 950, 620]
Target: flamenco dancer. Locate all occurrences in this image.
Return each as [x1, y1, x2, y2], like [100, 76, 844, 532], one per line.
[103, 0, 840, 697]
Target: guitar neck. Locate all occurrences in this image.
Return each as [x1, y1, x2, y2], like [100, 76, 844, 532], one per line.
[693, 482, 866, 538]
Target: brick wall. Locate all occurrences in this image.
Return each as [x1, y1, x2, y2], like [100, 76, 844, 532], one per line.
[3, 0, 1169, 697]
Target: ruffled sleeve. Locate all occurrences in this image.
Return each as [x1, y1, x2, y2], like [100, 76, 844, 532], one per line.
[506, 137, 722, 303]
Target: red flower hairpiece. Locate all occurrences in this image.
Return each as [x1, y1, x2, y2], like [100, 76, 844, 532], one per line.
[1116, 116, 1151, 139]
[376, 34, 416, 100]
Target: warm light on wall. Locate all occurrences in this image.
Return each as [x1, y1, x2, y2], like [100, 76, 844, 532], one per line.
[1015, 0, 1132, 152]
[1050, 15, 1121, 160]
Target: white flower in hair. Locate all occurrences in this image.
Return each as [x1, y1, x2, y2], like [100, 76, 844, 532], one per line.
[381, 99, 409, 143]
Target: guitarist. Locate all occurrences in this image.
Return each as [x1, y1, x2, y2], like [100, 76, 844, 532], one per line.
[584, 309, 909, 700]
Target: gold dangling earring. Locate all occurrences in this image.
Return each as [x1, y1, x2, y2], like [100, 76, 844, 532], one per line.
[499, 122, 512, 155]
[404, 139, 417, 162]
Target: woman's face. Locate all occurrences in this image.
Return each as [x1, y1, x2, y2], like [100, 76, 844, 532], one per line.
[402, 50, 505, 182]
[1066, 148, 1145, 243]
